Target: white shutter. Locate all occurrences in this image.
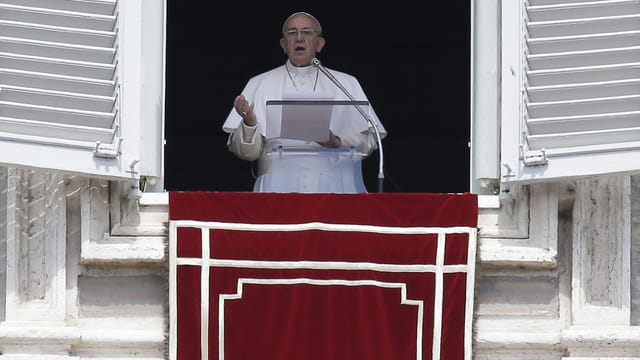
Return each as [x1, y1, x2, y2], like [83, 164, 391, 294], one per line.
[0, 0, 163, 180]
[501, 0, 640, 183]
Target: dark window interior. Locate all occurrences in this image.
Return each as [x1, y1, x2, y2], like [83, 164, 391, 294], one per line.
[164, 2, 470, 193]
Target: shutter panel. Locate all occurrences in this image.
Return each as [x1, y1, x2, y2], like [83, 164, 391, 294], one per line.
[0, 0, 141, 180]
[501, 0, 640, 183]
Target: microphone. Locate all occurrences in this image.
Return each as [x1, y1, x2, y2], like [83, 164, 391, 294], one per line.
[312, 57, 385, 192]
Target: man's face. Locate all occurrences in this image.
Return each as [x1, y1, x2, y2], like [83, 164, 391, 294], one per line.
[280, 14, 325, 67]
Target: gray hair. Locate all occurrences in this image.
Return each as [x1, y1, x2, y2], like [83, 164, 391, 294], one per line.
[281, 12, 322, 35]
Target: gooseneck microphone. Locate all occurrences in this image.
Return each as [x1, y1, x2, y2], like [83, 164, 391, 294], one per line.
[311, 57, 385, 192]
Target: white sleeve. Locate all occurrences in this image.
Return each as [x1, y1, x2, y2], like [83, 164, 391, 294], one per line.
[226, 122, 265, 161]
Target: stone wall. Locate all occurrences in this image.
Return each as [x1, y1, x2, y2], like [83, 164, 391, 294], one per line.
[0, 167, 638, 359]
[0, 169, 166, 359]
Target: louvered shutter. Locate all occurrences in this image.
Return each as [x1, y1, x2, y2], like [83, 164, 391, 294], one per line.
[500, 0, 640, 183]
[0, 0, 163, 180]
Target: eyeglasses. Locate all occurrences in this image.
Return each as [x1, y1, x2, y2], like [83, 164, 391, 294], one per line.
[283, 28, 319, 39]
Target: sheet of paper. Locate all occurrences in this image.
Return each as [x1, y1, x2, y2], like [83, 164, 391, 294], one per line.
[268, 92, 333, 142]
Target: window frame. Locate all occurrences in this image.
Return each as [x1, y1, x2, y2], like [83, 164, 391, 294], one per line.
[0, 0, 165, 182]
[498, 0, 640, 185]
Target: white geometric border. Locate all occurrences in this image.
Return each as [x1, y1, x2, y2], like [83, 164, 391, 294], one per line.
[169, 220, 477, 360]
[219, 278, 424, 360]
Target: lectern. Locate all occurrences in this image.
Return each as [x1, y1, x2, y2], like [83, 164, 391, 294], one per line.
[255, 146, 367, 193]
[257, 99, 373, 193]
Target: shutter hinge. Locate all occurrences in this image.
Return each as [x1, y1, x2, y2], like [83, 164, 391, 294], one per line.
[93, 138, 123, 159]
[523, 149, 547, 166]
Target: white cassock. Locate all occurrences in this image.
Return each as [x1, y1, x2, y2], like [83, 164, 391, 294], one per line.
[222, 60, 387, 193]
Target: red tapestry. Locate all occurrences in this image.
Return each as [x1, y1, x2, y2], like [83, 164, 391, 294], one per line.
[169, 192, 478, 360]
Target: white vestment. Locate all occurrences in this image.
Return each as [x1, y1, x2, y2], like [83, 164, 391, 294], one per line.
[222, 60, 387, 193]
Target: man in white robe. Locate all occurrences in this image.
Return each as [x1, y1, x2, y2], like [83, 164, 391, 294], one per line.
[222, 12, 387, 193]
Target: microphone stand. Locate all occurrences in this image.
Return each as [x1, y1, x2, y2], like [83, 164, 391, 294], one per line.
[312, 58, 385, 192]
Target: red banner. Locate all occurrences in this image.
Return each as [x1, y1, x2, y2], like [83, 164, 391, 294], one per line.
[169, 192, 478, 360]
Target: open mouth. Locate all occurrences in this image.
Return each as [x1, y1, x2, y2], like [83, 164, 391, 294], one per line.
[294, 45, 306, 52]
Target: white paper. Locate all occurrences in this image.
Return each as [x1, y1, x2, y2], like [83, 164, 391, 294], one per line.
[268, 92, 334, 142]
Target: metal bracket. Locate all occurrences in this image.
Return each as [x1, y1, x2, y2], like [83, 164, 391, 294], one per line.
[523, 149, 548, 166]
[93, 138, 123, 159]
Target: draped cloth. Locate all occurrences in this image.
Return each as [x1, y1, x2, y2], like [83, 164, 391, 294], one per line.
[169, 191, 478, 360]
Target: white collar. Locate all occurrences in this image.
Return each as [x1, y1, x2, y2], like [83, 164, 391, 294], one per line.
[285, 59, 315, 77]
